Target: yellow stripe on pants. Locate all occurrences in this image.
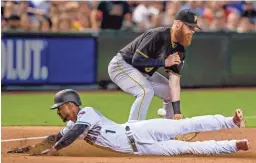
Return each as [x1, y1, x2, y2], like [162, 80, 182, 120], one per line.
[117, 61, 145, 120]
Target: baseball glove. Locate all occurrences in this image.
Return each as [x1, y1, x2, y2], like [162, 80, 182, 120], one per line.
[7, 134, 57, 155]
[173, 114, 199, 141]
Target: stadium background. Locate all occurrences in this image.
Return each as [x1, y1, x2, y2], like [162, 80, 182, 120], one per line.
[2, 1, 256, 90]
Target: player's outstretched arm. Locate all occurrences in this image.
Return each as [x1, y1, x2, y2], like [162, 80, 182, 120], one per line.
[38, 124, 89, 156]
[7, 133, 63, 154]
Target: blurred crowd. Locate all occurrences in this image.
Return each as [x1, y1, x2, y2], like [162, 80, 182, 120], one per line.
[1, 1, 256, 33]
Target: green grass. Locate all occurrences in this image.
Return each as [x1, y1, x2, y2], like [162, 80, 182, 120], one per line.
[2, 89, 256, 127]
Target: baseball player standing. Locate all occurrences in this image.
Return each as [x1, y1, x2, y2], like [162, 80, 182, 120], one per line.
[108, 9, 201, 121]
[9, 89, 249, 156]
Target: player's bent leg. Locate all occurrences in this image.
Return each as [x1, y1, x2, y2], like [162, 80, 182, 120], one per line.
[175, 114, 239, 133]
[175, 109, 246, 134]
[147, 72, 174, 119]
[137, 139, 249, 155]
[169, 114, 238, 137]
[130, 111, 242, 142]
[128, 87, 154, 120]
[108, 55, 154, 120]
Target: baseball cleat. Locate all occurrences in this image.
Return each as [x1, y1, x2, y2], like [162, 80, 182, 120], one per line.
[236, 139, 249, 151]
[233, 109, 245, 128]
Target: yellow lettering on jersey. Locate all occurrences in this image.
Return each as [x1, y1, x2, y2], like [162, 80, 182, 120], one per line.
[145, 67, 154, 72]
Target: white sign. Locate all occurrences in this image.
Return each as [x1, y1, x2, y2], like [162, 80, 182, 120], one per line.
[1, 40, 48, 80]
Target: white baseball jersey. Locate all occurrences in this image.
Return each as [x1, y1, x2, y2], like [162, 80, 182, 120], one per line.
[60, 107, 241, 155]
[60, 107, 133, 153]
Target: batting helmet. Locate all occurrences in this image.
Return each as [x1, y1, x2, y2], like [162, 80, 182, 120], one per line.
[50, 89, 82, 109]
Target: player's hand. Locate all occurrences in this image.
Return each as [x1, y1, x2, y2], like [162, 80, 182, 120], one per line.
[173, 114, 184, 120]
[30, 147, 58, 156]
[165, 52, 181, 67]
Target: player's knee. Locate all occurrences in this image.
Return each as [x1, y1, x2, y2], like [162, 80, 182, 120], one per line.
[157, 86, 171, 102]
[143, 88, 155, 99]
[163, 97, 171, 103]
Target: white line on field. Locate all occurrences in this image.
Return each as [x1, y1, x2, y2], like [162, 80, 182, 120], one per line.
[1, 136, 48, 142]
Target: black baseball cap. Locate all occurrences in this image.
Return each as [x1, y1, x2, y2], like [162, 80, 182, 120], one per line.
[175, 9, 202, 30]
[50, 89, 82, 110]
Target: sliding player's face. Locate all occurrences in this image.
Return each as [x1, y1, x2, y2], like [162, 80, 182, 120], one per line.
[58, 102, 78, 122]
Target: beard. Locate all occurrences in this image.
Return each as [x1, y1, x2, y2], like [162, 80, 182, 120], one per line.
[182, 33, 193, 46]
[174, 28, 193, 47]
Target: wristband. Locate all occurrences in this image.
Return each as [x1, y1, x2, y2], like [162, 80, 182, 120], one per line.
[172, 101, 181, 114]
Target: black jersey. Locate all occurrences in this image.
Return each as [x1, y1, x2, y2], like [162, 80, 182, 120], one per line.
[119, 27, 185, 76]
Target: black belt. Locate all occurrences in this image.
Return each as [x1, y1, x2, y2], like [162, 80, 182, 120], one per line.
[125, 126, 138, 152]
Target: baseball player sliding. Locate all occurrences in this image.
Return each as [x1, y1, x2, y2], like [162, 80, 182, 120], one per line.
[9, 89, 249, 156]
[108, 9, 200, 122]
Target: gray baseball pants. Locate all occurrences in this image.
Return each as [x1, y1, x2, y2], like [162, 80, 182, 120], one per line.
[108, 54, 174, 120]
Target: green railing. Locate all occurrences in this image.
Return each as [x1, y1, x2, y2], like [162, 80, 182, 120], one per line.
[97, 31, 256, 87]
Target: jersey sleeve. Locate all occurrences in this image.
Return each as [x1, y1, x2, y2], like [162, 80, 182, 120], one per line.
[136, 31, 164, 58]
[60, 120, 75, 136]
[132, 31, 165, 67]
[75, 107, 101, 130]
